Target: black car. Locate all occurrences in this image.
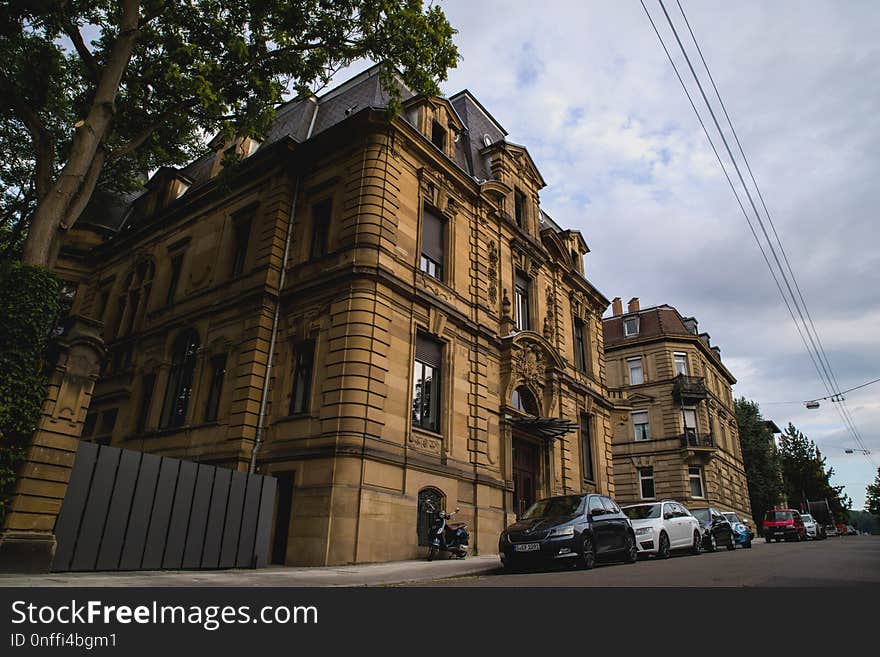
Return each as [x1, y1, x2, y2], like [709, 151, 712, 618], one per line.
[690, 507, 735, 552]
[498, 494, 637, 571]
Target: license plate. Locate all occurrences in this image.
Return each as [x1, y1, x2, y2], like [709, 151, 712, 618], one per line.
[514, 543, 541, 552]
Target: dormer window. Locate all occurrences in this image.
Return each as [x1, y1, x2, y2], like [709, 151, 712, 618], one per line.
[431, 120, 446, 151]
[623, 315, 639, 337]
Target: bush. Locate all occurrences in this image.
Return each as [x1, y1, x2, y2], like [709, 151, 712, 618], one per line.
[0, 261, 60, 526]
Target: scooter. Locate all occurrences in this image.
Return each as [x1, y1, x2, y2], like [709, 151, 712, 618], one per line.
[424, 501, 469, 560]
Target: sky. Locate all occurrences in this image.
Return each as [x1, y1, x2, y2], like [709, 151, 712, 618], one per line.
[329, 0, 880, 508]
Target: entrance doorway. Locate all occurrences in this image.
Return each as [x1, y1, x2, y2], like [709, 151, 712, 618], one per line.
[513, 438, 540, 518]
[271, 471, 294, 565]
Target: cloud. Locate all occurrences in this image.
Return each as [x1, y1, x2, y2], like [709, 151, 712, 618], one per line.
[326, 1, 880, 506]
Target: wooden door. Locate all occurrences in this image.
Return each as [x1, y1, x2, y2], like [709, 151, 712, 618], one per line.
[513, 438, 539, 517]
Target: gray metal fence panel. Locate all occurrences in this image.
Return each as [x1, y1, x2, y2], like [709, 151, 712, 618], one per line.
[118, 452, 161, 570]
[95, 448, 141, 570]
[51, 441, 99, 571]
[201, 467, 232, 569]
[52, 442, 276, 572]
[181, 464, 215, 569]
[162, 459, 197, 569]
[70, 445, 121, 571]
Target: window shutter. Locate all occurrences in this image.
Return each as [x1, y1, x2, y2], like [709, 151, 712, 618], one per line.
[415, 334, 442, 368]
[421, 208, 444, 263]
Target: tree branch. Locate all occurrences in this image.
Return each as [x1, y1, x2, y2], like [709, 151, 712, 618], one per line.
[0, 77, 56, 201]
[60, 16, 99, 80]
[107, 99, 199, 161]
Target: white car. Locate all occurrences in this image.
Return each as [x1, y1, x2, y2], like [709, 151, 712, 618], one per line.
[622, 500, 702, 558]
[800, 513, 824, 539]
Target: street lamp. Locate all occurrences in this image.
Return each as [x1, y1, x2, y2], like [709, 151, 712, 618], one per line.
[843, 448, 871, 455]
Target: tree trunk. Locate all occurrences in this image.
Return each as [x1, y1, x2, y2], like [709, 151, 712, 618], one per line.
[20, 0, 141, 268]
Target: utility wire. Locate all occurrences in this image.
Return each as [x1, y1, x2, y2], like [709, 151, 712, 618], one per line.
[671, 1, 874, 465]
[670, 0, 875, 468]
[644, 0, 875, 469]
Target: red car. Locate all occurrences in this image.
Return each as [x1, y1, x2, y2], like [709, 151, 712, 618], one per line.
[763, 509, 807, 542]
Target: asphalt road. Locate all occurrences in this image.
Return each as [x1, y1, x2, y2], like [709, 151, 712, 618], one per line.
[417, 535, 880, 587]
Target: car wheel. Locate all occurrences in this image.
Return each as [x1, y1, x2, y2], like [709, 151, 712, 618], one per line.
[708, 533, 717, 552]
[726, 533, 735, 551]
[624, 533, 638, 564]
[765, 536, 773, 543]
[580, 536, 596, 570]
[658, 532, 671, 559]
[691, 530, 702, 555]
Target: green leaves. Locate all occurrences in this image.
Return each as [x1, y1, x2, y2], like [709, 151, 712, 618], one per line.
[3, 0, 459, 258]
[0, 262, 61, 523]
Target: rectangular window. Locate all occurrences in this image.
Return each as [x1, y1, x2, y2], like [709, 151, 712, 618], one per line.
[689, 466, 704, 498]
[674, 352, 689, 376]
[204, 355, 227, 422]
[573, 317, 588, 373]
[581, 414, 594, 481]
[412, 334, 442, 432]
[136, 373, 156, 434]
[633, 410, 651, 441]
[627, 356, 644, 385]
[431, 121, 446, 151]
[309, 199, 331, 260]
[623, 316, 639, 336]
[639, 467, 655, 499]
[514, 188, 526, 228]
[514, 273, 530, 331]
[166, 254, 183, 306]
[97, 409, 118, 446]
[420, 207, 445, 280]
[682, 407, 697, 439]
[231, 214, 253, 277]
[289, 341, 315, 415]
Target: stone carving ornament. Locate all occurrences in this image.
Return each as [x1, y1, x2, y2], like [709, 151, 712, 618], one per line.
[487, 241, 498, 305]
[515, 342, 547, 390]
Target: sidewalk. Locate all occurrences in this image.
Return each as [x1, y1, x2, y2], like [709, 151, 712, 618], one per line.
[0, 554, 501, 588]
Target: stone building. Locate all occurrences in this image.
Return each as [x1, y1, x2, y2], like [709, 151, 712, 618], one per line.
[603, 297, 753, 525]
[24, 65, 628, 566]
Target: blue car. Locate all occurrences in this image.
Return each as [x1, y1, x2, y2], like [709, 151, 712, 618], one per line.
[723, 512, 753, 548]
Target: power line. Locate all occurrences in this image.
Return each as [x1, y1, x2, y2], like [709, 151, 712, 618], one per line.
[643, 0, 874, 469]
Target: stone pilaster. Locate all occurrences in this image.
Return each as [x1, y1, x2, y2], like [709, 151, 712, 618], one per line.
[0, 316, 104, 572]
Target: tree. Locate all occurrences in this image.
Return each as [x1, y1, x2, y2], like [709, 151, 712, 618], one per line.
[778, 422, 851, 522]
[0, 0, 459, 266]
[866, 467, 880, 516]
[734, 398, 784, 529]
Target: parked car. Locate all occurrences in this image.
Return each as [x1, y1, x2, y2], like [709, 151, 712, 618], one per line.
[721, 511, 753, 548]
[763, 509, 806, 542]
[690, 507, 736, 551]
[498, 494, 637, 571]
[846, 525, 858, 536]
[799, 513, 825, 540]
[825, 524, 839, 537]
[622, 500, 702, 558]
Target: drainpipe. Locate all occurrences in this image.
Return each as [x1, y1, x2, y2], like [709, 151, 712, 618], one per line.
[249, 172, 300, 474]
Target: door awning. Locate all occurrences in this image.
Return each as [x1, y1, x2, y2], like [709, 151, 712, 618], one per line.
[509, 416, 579, 441]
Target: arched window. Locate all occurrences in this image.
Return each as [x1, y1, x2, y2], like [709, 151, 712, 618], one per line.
[159, 329, 200, 429]
[511, 385, 540, 416]
[417, 488, 445, 547]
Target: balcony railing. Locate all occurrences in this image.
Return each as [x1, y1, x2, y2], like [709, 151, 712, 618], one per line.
[672, 374, 708, 403]
[681, 431, 715, 449]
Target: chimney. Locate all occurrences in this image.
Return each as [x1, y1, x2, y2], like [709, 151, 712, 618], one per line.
[611, 297, 623, 316]
[711, 346, 722, 360]
[627, 297, 640, 313]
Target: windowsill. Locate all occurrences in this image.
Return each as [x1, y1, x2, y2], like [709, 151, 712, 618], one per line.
[276, 412, 316, 422]
[138, 421, 222, 438]
[411, 425, 443, 440]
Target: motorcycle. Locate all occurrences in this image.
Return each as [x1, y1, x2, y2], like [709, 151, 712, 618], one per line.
[424, 501, 469, 560]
